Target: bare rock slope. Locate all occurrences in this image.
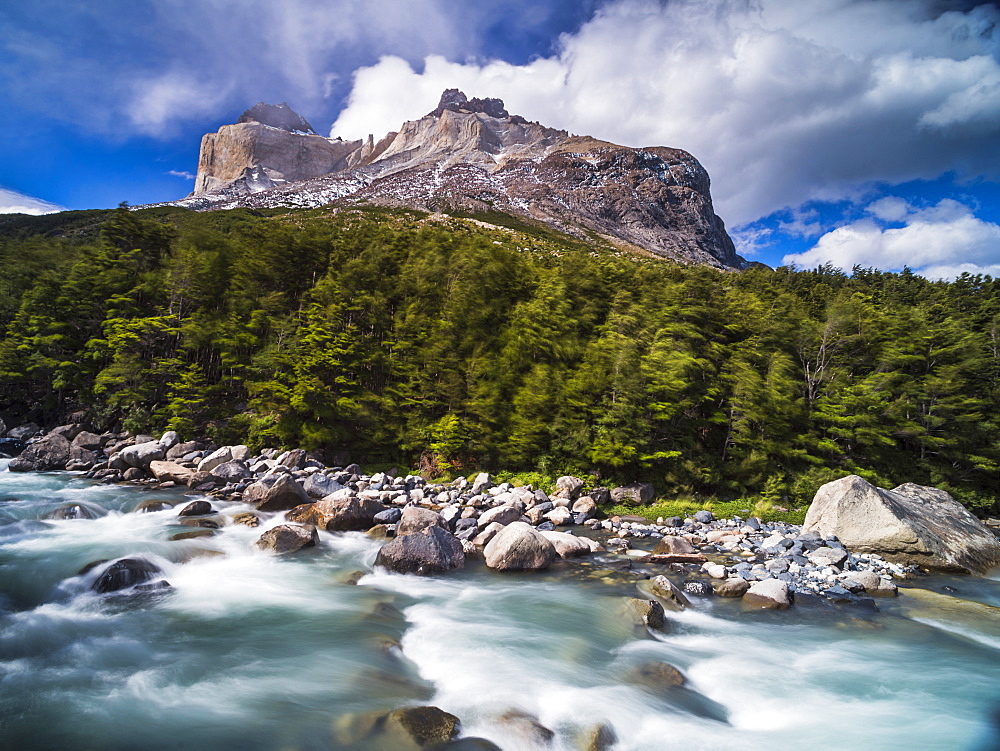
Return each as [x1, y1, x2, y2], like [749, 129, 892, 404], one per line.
[179, 90, 746, 269]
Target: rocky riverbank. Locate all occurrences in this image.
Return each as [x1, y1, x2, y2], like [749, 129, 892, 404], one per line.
[10, 423, 999, 613]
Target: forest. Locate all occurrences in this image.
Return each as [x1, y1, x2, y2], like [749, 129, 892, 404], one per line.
[1, 204, 998, 513]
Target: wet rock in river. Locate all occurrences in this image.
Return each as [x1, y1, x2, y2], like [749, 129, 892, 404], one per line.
[640, 575, 691, 612]
[375, 525, 465, 575]
[44, 503, 95, 520]
[495, 709, 555, 748]
[653, 535, 696, 555]
[620, 597, 667, 632]
[743, 578, 791, 609]
[247, 473, 310, 512]
[8, 434, 71, 472]
[540, 530, 596, 558]
[483, 521, 557, 571]
[91, 557, 165, 593]
[310, 496, 385, 531]
[396, 506, 448, 537]
[713, 577, 750, 597]
[255, 524, 319, 554]
[578, 722, 618, 751]
[178, 500, 213, 516]
[383, 705, 462, 747]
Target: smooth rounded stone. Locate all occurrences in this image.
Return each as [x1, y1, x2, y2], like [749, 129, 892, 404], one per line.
[848, 569, 898, 596]
[184, 471, 215, 490]
[122, 467, 147, 481]
[807, 546, 849, 568]
[578, 722, 618, 751]
[495, 709, 555, 748]
[165, 440, 204, 460]
[610, 482, 655, 505]
[179, 516, 222, 529]
[6, 422, 41, 441]
[232, 511, 260, 527]
[703, 563, 728, 579]
[255, 524, 319, 554]
[544, 506, 574, 526]
[148, 460, 196, 484]
[663, 516, 684, 528]
[178, 500, 213, 517]
[90, 557, 164, 593]
[605, 538, 631, 551]
[743, 578, 792, 609]
[170, 529, 215, 541]
[374, 507, 403, 524]
[555, 475, 585, 499]
[158, 430, 180, 450]
[309, 496, 385, 532]
[471, 472, 492, 494]
[624, 661, 686, 689]
[682, 580, 714, 596]
[714, 577, 750, 597]
[653, 535, 697, 556]
[7, 433, 72, 472]
[197, 446, 234, 473]
[620, 597, 667, 631]
[694, 510, 714, 523]
[622, 663, 729, 723]
[477, 504, 523, 528]
[804, 474, 1000, 575]
[483, 522, 557, 571]
[302, 472, 343, 499]
[639, 575, 691, 612]
[374, 526, 465, 576]
[116, 440, 166, 470]
[572, 496, 598, 516]
[397, 506, 448, 537]
[135, 499, 174, 513]
[366, 524, 393, 540]
[247, 473, 310, 512]
[540, 530, 595, 558]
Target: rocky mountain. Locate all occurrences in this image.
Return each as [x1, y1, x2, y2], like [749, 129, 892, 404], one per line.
[176, 90, 746, 269]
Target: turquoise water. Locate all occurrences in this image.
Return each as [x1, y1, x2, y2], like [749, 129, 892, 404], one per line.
[1, 461, 998, 750]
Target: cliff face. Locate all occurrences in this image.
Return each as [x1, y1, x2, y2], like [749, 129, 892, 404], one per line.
[185, 91, 745, 269]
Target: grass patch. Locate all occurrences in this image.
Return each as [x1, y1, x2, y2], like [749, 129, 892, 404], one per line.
[607, 498, 808, 525]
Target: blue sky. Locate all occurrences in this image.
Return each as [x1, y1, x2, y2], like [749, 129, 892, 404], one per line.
[1, 0, 998, 276]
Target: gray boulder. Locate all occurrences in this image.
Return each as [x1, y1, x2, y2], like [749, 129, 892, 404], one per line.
[159, 430, 180, 450]
[210, 459, 251, 484]
[483, 521, 557, 571]
[555, 475, 585, 499]
[118, 440, 165, 469]
[374, 525, 465, 575]
[743, 578, 791, 609]
[303, 472, 345, 499]
[7, 423, 41, 441]
[396, 506, 448, 537]
[197, 446, 233, 473]
[65, 444, 98, 471]
[8, 433, 71, 471]
[246, 473, 309, 512]
[301, 496, 384, 531]
[166, 440, 204, 459]
[610, 482, 655, 504]
[71, 431, 104, 451]
[476, 504, 523, 528]
[803, 475, 1000, 575]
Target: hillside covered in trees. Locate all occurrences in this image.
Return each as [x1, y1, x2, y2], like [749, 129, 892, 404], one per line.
[1, 205, 998, 513]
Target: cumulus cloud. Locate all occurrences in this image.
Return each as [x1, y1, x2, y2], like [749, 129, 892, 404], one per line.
[0, 187, 64, 215]
[330, 0, 1000, 228]
[167, 170, 196, 180]
[783, 198, 1000, 278]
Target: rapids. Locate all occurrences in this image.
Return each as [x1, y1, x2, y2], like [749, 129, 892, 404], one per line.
[1, 461, 998, 750]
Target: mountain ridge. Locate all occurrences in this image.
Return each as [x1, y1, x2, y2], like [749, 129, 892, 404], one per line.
[172, 90, 746, 269]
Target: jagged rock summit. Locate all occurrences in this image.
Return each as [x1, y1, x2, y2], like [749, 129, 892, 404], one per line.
[178, 90, 745, 268]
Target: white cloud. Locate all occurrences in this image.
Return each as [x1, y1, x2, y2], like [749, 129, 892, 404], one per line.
[0, 187, 64, 215]
[127, 73, 228, 136]
[783, 198, 1000, 278]
[330, 0, 1000, 228]
[167, 170, 196, 180]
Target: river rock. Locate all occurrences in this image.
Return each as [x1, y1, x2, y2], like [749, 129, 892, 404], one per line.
[555, 475, 585, 499]
[374, 525, 465, 575]
[803, 475, 1000, 575]
[624, 661, 686, 689]
[807, 546, 849, 569]
[396, 506, 448, 537]
[312, 496, 385, 531]
[743, 578, 791, 609]
[159, 430, 180, 450]
[572, 496, 599, 516]
[653, 535, 697, 555]
[477, 504, 523, 528]
[166, 440, 204, 459]
[544, 506, 574, 526]
[483, 521, 557, 571]
[579, 722, 618, 751]
[540, 530, 594, 558]
[383, 706, 461, 747]
[44, 503, 95, 520]
[197, 446, 234, 473]
[495, 710, 555, 748]
[149, 460, 196, 484]
[91, 557, 165, 593]
[118, 440, 165, 469]
[7, 433, 71, 472]
[641, 575, 691, 612]
[713, 577, 750, 597]
[210, 459, 251, 484]
[255, 524, 319, 554]
[621, 597, 667, 631]
[7, 422, 41, 441]
[847, 569, 898, 596]
[303, 472, 344, 499]
[233, 511, 261, 527]
[178, 500, 213, 516]
[71, 431, 104, 451]
[610, 482, 655, 504]
[247, 473, 309, 511]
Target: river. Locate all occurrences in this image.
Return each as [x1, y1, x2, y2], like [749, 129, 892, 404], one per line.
[1, 460, 998, 750]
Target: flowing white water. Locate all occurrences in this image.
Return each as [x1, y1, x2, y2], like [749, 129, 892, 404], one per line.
[1, 462, 998, 750]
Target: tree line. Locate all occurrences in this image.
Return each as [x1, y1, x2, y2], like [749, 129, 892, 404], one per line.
[1, 204, 997, 512]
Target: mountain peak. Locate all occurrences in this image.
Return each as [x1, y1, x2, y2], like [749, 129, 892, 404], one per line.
[237, 102, 316, 134]
[426, 88, 513, 120]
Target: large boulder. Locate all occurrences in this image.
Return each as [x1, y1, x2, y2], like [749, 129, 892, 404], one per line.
[803, 475, 1000, 575]
[118, 440, 165, 469]
[610, 482, 655, 505]
[476, 504, 523, 528]
[90, 557, 166, 593]
[303, 472, 345, 499]
[304, 496, 384, 531]
[8, 433, 71, 471]
[71, 431, 104, 451]
[539, 531, 597, 558]
[743, 578, 791, 610]
[246, 473, 310, 512]
[197, 446, 233, 473]
[483, 521, 557, 571]
[396, 506, 448, 537]
[210, 459, 252, 484]
[555, 475, 585, 499]
[148, 460, 196, 485]
[7, 422, 41, 441]
[374, 526, 465, 575]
